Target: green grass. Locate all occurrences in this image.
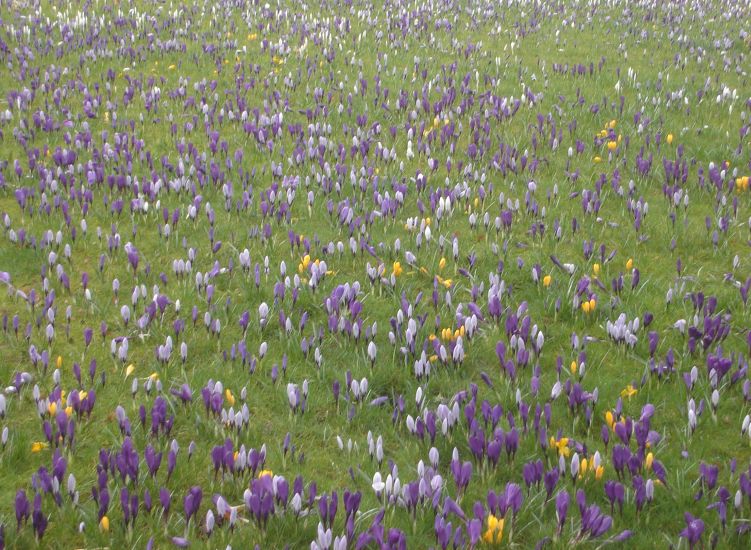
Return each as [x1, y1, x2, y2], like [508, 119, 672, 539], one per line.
[1, 0, 751, 548]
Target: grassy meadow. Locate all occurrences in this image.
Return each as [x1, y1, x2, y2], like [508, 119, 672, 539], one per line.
[1, 0, 751, 548]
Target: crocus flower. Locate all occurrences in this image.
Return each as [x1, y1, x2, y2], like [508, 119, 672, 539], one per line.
[556, 490, 569, 533]
[679, 513, 705, 548]
[482, 514, 504, 543]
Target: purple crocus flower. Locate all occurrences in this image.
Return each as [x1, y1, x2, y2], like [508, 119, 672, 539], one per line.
[32, 493, 47, 541]
[679, 512, 705, 548]
[556, 490, 569, 534]
[160, 487, 172, 518]
[184, 486, 203, 524]
[171, 537, 190, 548]
[15, 490, 30, 528]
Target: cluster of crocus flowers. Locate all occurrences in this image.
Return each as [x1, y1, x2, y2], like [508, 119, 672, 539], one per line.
[482, 514, 504, 544]
[438, 325, 465, 342]
[572, 452, 605, 481]
[298, 255, 313, 273]
[1, 0, 751, 547]
[581, 297, 597, 314]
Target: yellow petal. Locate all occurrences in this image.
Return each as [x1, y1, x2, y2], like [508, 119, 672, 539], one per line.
[605, 411, 614, 428]
[495, 517, 505, 542]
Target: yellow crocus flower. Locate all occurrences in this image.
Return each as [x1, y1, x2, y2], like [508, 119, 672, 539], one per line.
[483, 514, 504, 544]
[550, 437, 570, 457]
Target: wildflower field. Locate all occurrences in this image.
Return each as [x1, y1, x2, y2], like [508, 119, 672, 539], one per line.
[1, 0, 751, 547]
